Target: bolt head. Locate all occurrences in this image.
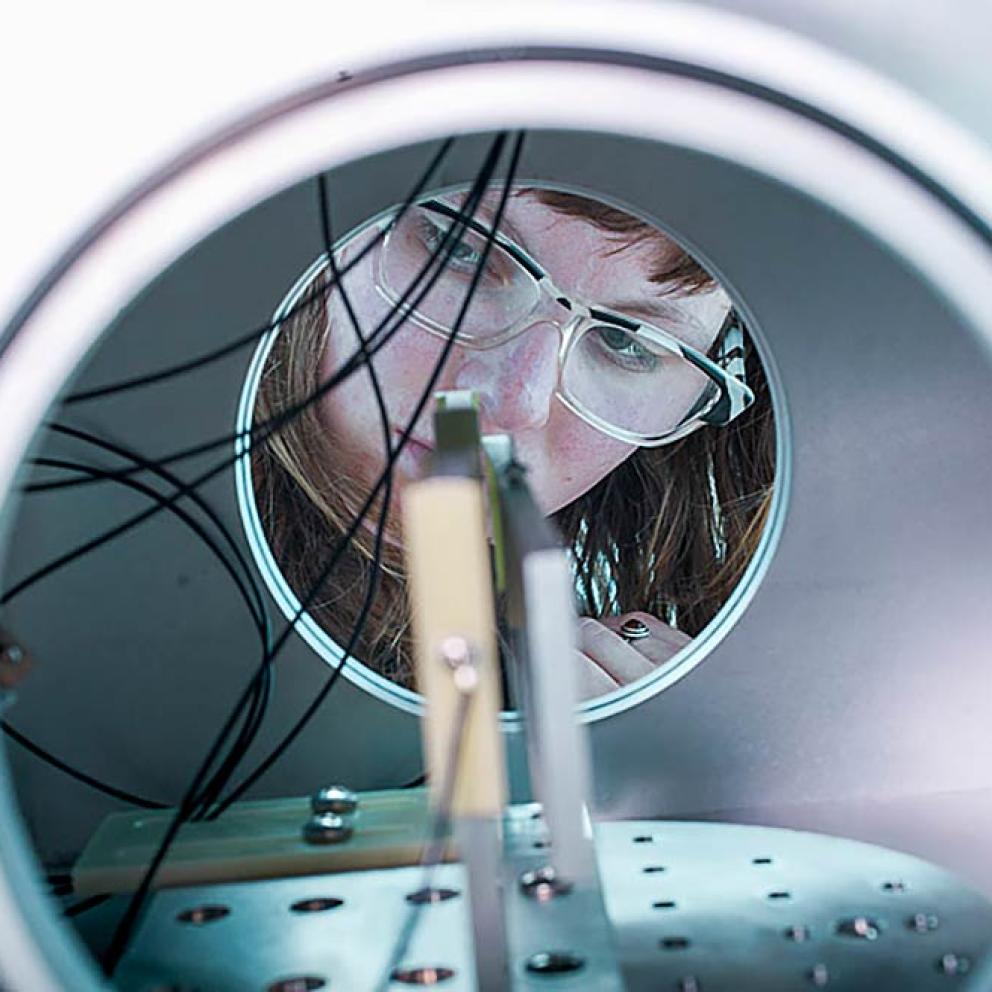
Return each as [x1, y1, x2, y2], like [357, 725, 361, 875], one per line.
[302, 812, 353, 845]
[519, 866, 573, 901]
[311, 785, 358, 815]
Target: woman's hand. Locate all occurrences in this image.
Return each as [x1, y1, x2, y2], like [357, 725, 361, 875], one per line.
[574, 612, 691, 701]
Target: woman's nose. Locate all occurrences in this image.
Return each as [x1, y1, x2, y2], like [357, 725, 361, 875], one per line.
[452, 322, 560, 434]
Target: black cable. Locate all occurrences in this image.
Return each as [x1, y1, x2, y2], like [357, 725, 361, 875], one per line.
[198, 167, 400, 821]
[5, 135, 506, 615]
[30, 457, 267, 638]
[63, 893, 111, 918]
[204, 165, 405, 818]
[3, 136, 498, 837]
[210, 134, 522, 813]
[6, 147, 495, 620]
[26, 166, 501, 500]
[38, 425, 276, 820]
[46, 423, 270, 629]
[199, 141, 506, 819]
[99, 133, 512, 976]
[3, 453, 271, 809]
[61, 138, 456, 405]
[1, 723, 165, 809]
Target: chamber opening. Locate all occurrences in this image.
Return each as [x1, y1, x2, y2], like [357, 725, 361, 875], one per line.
[2, 20, 991, 990]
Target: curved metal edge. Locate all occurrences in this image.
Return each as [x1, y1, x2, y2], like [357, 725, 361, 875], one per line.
[0, 23, 990, 992]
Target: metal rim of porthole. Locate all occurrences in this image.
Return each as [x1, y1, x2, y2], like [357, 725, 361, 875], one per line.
[2, 8, 992, 992]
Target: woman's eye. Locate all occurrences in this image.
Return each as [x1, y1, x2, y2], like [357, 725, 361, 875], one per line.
[592, 325, 659, 372]
[415, 215, 484, 272]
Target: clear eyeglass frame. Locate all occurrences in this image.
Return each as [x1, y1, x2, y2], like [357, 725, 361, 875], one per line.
[367, 198, 755, 447]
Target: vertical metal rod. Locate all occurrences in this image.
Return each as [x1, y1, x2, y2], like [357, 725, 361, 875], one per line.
[522, 549, 597, 884]
[454, 816, 508, 991]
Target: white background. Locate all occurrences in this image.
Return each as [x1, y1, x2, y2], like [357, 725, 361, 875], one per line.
[1, 0, 990, 334]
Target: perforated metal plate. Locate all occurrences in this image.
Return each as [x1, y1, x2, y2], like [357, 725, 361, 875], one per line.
[102, 820, 992, 991]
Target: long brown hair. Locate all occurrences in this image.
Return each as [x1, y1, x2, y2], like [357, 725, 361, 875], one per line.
[253, 189, 775, 687]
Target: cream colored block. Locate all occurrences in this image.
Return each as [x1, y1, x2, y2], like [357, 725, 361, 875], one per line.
[403, 476, 506, 818]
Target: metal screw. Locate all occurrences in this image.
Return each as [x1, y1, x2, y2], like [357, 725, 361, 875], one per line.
[784, 925, 811, 942]
[438, 636, 478, 694]
[908, 912, 940, 933]
[519, 866, 573, 901]
[302, 812, 353, 845]
[836, 916, 881, 940]
[808, 963, 830, 986]
[310, 785, 358, 816]
[936, 953, 971, 976]
[679, 978, 701, 992]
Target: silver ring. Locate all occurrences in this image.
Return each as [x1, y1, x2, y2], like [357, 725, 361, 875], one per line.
[619, 618, 651, 642]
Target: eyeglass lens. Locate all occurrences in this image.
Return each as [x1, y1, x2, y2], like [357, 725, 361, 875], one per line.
[377, 205, 718, 440]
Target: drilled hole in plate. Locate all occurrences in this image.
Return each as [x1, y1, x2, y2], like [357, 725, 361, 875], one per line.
[176, 904, 230, 925]
[882, 880, 908, 893]
[290, 897, 344, 913]
[633, 835, 654, 844]
[390, 966, 456, 985]
[406, 887, 460, 905]
[525, 952, 585, 975]
[660, 937, 691, 951]
[266, 978, 326, 992]
[767, 891, 791, 901]
[653, 900, 677, 910]
[752, 857, 773, 865]
[643, 865, 667, 874]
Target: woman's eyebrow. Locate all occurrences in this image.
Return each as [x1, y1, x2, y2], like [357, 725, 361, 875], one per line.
[606, 295, 705, 328]
[603, 296, 715, 351]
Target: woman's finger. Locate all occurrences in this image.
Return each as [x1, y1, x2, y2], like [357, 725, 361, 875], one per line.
[598, 611, 691, 667]
[578, 618, 657, 686]
[574, 648, 619, 701]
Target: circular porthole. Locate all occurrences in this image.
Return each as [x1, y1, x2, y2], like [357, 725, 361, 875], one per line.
[232, 164, 781, 719]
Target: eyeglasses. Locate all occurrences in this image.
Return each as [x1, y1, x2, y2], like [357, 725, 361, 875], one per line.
[369, 199, 754, 446]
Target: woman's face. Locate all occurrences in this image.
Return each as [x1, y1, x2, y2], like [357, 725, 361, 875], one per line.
[317, 189, 730, 517]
